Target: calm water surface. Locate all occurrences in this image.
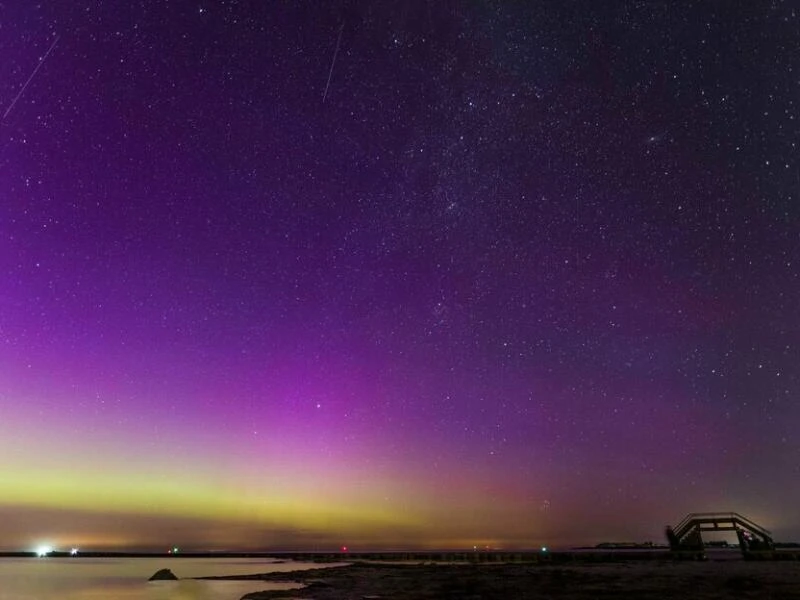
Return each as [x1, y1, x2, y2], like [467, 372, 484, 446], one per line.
[0, 557, 341, 600]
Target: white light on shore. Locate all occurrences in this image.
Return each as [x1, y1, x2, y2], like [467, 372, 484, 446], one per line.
[70, 548, 79, 556]
[36, 546, 53, 557]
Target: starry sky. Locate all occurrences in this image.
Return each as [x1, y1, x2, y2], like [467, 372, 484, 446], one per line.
[1, 1, 798, 552]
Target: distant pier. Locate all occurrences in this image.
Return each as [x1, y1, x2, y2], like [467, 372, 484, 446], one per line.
[665, 512, 785, 559]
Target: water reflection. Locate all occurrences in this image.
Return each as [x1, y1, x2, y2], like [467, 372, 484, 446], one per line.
[0, 558, 315, 600]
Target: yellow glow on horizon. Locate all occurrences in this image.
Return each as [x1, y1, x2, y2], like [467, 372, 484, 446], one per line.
[0, 467, 424, 535]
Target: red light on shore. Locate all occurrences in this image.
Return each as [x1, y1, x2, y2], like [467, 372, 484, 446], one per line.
[341, 546, 348, 552]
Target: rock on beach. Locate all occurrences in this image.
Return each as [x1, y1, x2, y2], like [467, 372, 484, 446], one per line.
[148, 568, 179, 581]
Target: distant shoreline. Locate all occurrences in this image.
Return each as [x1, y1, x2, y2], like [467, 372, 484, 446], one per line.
[4, 547, 798, 561]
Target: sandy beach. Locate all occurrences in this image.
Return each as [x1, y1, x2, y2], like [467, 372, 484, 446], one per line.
[198, 559, 800, 599]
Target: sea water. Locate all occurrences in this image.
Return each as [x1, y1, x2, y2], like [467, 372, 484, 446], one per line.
[0, 557, 330, 600]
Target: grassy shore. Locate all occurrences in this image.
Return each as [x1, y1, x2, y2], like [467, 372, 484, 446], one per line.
[197, 559, 800, 599]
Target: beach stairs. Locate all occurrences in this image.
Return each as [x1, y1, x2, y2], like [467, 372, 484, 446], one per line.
[665, 512, 774, 558]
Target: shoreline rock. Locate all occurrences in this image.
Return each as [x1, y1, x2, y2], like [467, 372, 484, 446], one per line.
[148, 568, 179, 581]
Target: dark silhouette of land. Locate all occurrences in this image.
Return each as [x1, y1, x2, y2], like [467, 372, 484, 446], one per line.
[197, 561, 800, 600]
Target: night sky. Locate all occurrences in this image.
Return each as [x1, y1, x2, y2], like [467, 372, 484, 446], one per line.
[1, 1, 798, 552]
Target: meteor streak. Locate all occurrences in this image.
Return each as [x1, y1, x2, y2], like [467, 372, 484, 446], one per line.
[3, 35, 60, 121]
